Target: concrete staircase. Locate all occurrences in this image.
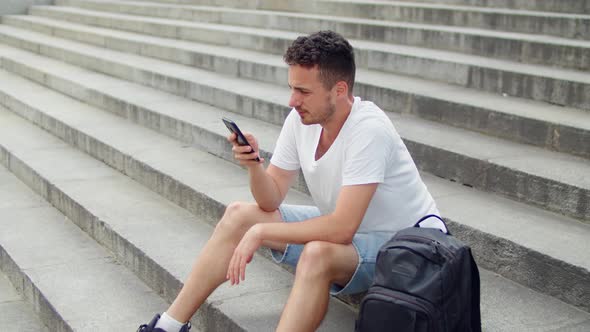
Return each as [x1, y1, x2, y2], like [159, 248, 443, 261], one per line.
[0, 0, 588, 331]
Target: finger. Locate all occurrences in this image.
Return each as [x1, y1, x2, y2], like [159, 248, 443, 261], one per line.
[227, 133, 237, 143]
[237, 157, 265, 166]
[243, 132, 254, 142]
[243, 134, 258, 149]
[229, 250, 237, 285]
[232, 145, 254, 154]
[240, 255, 249, 282]
[234, 153, 256, 163]
[233, 253, 242, 285]
[229, 252, 239, 285]
[235, 151, 260, 162]
[227, 253, 235, 285]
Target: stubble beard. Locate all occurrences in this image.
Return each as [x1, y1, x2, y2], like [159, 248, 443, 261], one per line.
[299, 98, 336, 126]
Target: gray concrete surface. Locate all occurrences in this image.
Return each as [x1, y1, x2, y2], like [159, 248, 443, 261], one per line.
[479, 269, 590, 331]
[3, 15, 589, 113]
[0, 34, 587, 221]
[0, 59, 588, 312]
[394, 0, 590, 14]
[0, 0, 52, 16]
[29, 4, 590, 70]
[40, 14, 582, 151]
[127, 0, 590, 15]
[56, 0, 590, 40]
[0, 268, 48, 332]
[0, 168, 180, 331]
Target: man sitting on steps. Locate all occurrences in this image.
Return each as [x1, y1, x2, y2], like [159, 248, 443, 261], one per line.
[138, 30, 439, 332]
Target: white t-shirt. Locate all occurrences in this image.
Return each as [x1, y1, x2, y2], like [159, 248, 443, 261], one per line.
[271, 97, 440, 234]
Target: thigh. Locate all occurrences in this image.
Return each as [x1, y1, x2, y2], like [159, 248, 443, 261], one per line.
[323, 242, 361, 288]
[330, 232, 393, 296]
[267, 204, 322, 263]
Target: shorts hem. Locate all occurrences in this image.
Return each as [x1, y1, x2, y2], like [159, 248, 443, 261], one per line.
[329, 240, 363, 296]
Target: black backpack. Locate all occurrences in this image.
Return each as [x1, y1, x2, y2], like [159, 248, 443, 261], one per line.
[356, 215, 481, 332]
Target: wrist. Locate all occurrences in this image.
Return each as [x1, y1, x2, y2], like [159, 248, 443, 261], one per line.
[250, 223, 264, 240]
[250, 224, 262, 239]
[247, 160, 264, 170]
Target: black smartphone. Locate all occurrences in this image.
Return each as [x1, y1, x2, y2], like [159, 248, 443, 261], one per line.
[222, 117, 260, 162]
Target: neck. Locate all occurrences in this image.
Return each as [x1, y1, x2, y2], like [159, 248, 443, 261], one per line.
[321, 95, 354, 142]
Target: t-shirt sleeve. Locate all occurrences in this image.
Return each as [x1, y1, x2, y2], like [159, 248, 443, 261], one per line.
[270, 110, 301, 171]
[342, 121, 393, 186]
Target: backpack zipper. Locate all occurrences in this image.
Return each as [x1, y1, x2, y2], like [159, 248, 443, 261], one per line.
[394, 234, 456, 260]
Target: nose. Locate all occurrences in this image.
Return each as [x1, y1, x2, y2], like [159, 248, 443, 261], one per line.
[289, 91, 302, 108]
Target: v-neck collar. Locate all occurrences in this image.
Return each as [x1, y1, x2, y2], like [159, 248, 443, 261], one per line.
[312, 96, 360, 163]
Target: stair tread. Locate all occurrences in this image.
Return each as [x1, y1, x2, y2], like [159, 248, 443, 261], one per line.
[105, 0, 590, 18]
[38, 4, 590, 48]
[0, 167, 173, 331]
[319, 0, 590, 18]
[8, 13, 590, 85]
[0, 268, 49, 332]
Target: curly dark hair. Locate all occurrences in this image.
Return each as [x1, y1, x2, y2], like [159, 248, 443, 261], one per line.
[283, 30, 355, 94]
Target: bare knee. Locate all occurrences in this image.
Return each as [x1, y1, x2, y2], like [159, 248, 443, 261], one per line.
[215, 201, 257, 236]
[296, 241, 334, 281]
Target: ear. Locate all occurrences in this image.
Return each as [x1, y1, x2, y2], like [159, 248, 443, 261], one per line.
[333, 81, 349, 98]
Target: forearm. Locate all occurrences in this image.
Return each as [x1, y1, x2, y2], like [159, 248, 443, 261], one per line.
[249, 164, 282, 211]
[256, 215, 356, 245]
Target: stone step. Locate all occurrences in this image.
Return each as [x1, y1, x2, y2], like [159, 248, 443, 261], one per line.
[58, 0, 590, 40]
[29, 3, 590, 71]
[0, 74, 589, 331]
[0, 31, 588, 222]
[0, 165, 174, 331]
[373, 0, 590, 14]
[126, 0, 590, 15]
[4, 15, 590, 120]
[0, 55, 588, 313]
[0, 268, 48, 332]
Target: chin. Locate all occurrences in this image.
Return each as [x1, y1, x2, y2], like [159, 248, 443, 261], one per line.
[299, 116, 315, 125]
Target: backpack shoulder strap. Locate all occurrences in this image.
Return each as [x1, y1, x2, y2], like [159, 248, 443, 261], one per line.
[414, 214, 451, 235]
[469, 251, 482, 332]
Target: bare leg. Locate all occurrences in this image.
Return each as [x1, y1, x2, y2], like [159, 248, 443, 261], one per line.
[276, 241, 359, 332]
[165, 202, 286, 323]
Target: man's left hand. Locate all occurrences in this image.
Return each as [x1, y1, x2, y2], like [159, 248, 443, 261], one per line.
[227, 225, 263, 285]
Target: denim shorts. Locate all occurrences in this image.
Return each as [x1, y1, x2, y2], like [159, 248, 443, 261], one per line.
[269, 204, 394, 296]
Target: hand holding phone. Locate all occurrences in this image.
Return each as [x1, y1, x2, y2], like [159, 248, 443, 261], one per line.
[222, 117, 261, 163]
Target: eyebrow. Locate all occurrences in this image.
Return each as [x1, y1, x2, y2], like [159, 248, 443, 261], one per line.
[288, 84, 311, 93]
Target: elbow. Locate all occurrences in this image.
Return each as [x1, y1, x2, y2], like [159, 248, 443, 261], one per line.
[258, 203, 278, 213]
[257, 199, 281, 213]
[329, 215, 358, 244]
[335, 229, 356, 245]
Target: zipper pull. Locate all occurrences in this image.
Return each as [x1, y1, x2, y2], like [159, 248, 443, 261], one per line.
[431, 243, 438, 255]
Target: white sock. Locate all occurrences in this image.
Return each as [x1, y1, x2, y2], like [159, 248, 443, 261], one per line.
[155, 312, 185, 332]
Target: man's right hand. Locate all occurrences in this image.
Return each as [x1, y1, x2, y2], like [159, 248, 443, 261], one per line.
[228, 132, 264, 167]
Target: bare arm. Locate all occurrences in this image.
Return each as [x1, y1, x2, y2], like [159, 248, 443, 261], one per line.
[229, 133, 297, 211]
[254, 183, 379, 244]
